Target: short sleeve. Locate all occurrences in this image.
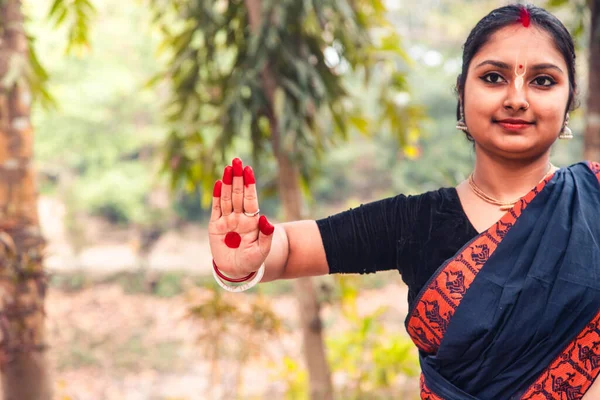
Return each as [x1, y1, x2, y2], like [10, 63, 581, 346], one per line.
[315, 194, 417, 275]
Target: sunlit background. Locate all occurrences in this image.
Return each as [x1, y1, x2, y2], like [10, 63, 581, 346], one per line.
[9, 0, 594, 398]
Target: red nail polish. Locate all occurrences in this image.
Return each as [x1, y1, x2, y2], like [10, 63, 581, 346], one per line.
[243, 166, 255, 187]
[225, 232, 242, 248]
[223, 166, 233, 185]
[259, 215, 274, 236]
[213, 180, 222, 197]
[232, 158, 243, 177]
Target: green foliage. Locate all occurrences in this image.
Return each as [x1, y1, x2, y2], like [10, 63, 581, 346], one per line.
[148, 0, 422, 206]
[72, 162, 154, 225]
[544, 0, 592, 40]
[187, 287, 285, 395]
[326, 276, 419, 398]
[47, 0, 97, 54]
[31, 0, 181, 228]
[15, 0, 96, 109]
[268, 356, 309, 400]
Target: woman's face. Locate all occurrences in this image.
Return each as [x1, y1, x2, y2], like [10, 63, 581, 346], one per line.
[462, 25, 571, 160]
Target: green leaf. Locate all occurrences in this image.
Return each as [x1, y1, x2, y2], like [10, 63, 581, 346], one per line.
[148, 0, 423, 210]
[348, 115, 370, 136]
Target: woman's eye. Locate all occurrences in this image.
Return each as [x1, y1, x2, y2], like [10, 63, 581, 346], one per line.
[532, 76, 556, 87]
[481, 73, 506, 84]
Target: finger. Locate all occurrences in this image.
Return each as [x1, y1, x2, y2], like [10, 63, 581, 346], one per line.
[232, 157, 244, 213]
[220, 165, 233, 216]
[210, 180, 223, 222]
[258, 215, 275, 257]
[243, 165, 259, 215]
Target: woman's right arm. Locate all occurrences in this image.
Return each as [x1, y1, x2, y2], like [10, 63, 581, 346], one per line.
[209, 158, 403, 283]
[261, 221, 329, 282]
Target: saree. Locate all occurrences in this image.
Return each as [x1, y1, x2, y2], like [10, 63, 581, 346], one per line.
[406, 161, 600, 400]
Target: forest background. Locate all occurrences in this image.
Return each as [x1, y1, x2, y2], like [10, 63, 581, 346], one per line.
[5, 0, 595, 398]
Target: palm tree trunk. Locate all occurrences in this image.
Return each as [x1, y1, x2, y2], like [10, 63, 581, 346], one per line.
[584, 0, 600, 161]
[243, 0, 334, 399]
[0, 1, 52, 399]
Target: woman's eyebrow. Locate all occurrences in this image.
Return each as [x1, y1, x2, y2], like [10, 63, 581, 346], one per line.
[475, 60, 511, 70]
[529, 63, 564, 74]
[475, 60, 564, 74]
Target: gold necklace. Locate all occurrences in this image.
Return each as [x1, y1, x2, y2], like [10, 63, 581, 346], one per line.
[468, 163, 556, 211]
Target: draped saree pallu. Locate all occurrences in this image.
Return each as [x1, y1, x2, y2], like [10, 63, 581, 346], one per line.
[406, 162, 600, 400]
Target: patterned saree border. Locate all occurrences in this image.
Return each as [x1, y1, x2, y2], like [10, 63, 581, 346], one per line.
[519, 161, 600, 400]
[520, 310, 600, 400]
[420, 374, 444, 400]
[407, 173, 556, 354]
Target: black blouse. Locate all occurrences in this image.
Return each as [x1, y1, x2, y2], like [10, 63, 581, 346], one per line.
[316, 188, 479, 307]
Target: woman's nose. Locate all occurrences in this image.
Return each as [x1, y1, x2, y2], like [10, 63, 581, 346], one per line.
[503, 86, 530, 111]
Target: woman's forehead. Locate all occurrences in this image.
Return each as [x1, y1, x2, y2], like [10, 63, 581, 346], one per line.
[471, 25, 566, 68]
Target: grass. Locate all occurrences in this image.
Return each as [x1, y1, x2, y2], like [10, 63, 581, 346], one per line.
[112, 335, 184, 373]
[56, 326, 186, 373]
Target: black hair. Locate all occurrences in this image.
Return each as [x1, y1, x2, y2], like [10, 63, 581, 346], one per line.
[456, 4, 578, 140]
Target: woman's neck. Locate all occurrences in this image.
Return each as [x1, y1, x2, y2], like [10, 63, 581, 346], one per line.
[471, 149, 554, 202]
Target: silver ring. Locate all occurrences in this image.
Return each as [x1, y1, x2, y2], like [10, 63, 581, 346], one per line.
[243, 209, 260, 217]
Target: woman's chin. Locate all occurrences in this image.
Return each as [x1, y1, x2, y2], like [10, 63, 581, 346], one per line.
[476, 135, 548, 159]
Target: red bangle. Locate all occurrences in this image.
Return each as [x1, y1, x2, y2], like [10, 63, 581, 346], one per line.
[212, 260, 256, 283]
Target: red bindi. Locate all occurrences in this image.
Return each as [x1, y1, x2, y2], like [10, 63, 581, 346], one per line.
[519, 64, 523, 69]
[225, 232, 242, 248]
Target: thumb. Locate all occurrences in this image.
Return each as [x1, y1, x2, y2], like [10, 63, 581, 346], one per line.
[258, 215, 275, 258]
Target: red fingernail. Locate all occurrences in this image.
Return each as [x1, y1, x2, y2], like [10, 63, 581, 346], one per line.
[243, 166, 255, 187]
[213, 180, 222, 197]
[259, 215, 275, 236]
[224, 232, 242, 248]
[223, 166, 233, 185]
[232, 158, 243, 177]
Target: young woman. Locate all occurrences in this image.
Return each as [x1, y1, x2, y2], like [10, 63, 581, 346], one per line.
[208, 4, 600, 399]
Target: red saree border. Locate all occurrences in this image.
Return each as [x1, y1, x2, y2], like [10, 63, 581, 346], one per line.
[407, 173, 556, 354]
[420, 374, 444, 400]
[520, 310, 600, 399]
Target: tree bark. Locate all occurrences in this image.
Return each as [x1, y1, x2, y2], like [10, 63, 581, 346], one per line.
[275, 153, 333, 400]
[243, 0, 334, 399]
[584, 0, 600, 161]
[0, 1, 52, 399]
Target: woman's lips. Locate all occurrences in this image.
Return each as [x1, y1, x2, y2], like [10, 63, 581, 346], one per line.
[495, 121, 534, 131]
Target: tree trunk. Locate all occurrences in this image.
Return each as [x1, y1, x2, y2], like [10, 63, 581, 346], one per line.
[0, 1, 52, 399]
[275, 153, 334, 400]
[243, 0, 334, 399]
[584, 0, 600, 161]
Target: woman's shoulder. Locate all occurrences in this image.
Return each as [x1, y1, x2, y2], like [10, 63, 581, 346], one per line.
[402, 186, 461, 207]
[376, 186, 465, 219]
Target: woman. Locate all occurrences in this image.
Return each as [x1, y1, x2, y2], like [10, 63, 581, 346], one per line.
[208, 4, 600, 399]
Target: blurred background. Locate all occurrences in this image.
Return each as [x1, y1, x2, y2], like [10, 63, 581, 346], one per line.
[0, 0, 596, 399]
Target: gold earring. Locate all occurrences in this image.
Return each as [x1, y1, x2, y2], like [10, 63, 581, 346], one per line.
[456, 106, 468, 133]
[559, 114, 573, 140]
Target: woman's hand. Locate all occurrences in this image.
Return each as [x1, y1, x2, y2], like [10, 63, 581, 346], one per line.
[208, 158, 275, 278]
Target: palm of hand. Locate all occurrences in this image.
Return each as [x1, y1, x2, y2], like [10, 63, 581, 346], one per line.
[208, 158, 274, 278]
